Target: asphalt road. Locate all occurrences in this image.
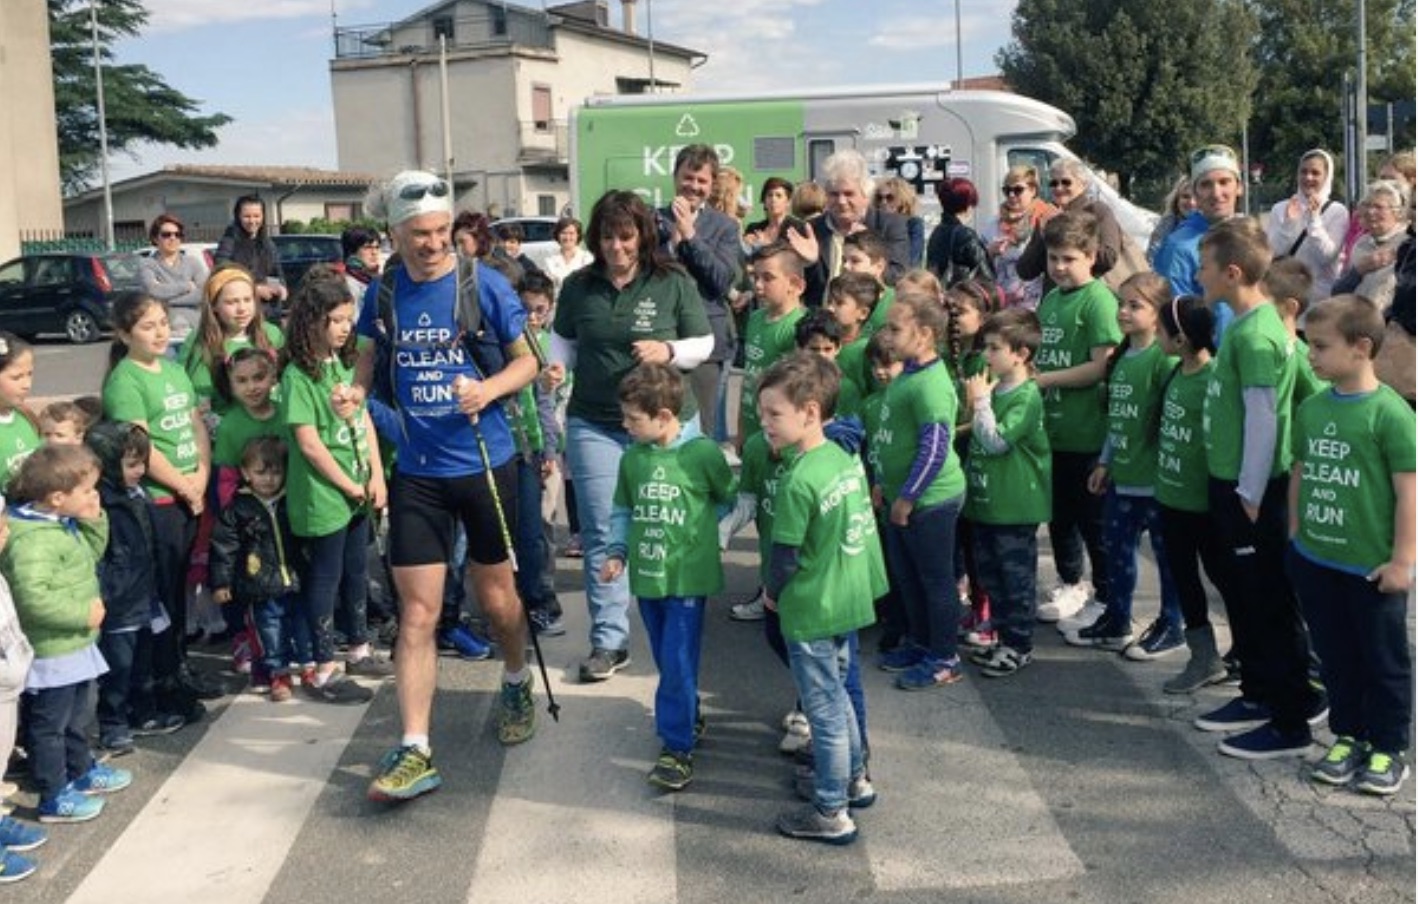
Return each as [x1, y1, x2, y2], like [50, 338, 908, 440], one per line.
[28, 338, 110, 404]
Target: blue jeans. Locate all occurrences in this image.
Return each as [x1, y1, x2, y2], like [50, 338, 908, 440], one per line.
[27, 680, 96, 800]
[252, 594, 307, 675]
[299, 515, 370, 665]
[787, 635, 863, 813]
[883, 496, 963, 662]
[638, 596, 706, 754]
[566, 416, 699, 651]
[1101, 490, 1180, 629]
[766, 612, 869, 756]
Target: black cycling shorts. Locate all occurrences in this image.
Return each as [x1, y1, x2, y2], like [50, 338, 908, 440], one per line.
[387, 463, 519, 568]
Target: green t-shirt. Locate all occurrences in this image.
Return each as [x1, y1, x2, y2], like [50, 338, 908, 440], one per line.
[772, 442, 885, 642]
[1155, 361, 1214, 513]
[178, 322, 284, 415]
[869, 359, 965, 506]
[739, 430, 797, 584]
[1036, 280, 1121, 453]
[836, 335, 870, 405]
[740, 305, 807, 439]
[507, 384, 544, 458]
[611, 436, 735, 598]
[1204, 303, 1298, 480]
[103, 357, 201, 502]
[281, 357, 371, 537]
[1291, 337, 1328, 409]
[1103, 342, 1177, 489]
[963, 380, 1051, 525]
[834, 369, 864, 421]
[1291, 385, 1417, 575]
[553, 267, 711, 428]
[863, 286, 894, 339]
[0, 412, 40, 492]
[212, 405, 286, 469]
[950, 347, 988, 428]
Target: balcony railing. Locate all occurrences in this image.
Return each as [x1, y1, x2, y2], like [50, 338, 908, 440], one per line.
[334, 12, 552, 60]
[518, 120, 570, 166]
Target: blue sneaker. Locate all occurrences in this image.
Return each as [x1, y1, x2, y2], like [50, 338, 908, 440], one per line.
[895, 657, 964, 691]
[0, 850, 35, 883]
[0, 817, 46, 852]
[437, 623, 492, 661]
[37, 789, 103, 824]
[1194, 697, 1271, 733]
[877, 645, 925, 673]
[1217, 722, 1313, 760]
[71, 762, 132, 795]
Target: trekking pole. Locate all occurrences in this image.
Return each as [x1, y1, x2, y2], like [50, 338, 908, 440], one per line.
[456, 376, 561, 721]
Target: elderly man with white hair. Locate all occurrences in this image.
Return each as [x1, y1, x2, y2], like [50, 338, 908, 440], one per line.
[352, 171, 541, 803]
[788, 149, 912, 306]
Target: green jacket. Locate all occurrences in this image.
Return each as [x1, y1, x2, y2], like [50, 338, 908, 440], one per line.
[0, 508, 108, 659]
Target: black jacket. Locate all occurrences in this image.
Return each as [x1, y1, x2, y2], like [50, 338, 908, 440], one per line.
[209, 489, 301, 606]
[97, 481, 160, 632]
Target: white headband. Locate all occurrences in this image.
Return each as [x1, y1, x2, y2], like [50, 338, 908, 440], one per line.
[384, 171, 452, 226]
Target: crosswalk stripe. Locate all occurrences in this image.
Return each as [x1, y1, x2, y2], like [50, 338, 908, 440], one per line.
[66, 694, 369, 904]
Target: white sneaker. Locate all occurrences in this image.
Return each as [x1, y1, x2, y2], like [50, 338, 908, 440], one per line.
[729, 589, 767, 622]
[1037, 582, 1090, 623]
[1056, 599, 1107, 634]
[779, 710, 811, 754]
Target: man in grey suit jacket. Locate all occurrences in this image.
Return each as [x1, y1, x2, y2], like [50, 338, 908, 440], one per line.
[788, 149, 911, 307]
[658, 144, 743, 442]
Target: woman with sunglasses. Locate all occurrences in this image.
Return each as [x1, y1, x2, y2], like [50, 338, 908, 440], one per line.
[1016, 159, 1123, 296]
[980, 166, 1055, 309]
[139, 214, 209, 347]
[873, 177, 925, 268]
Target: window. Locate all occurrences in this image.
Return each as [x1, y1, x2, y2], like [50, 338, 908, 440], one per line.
[491, 6, 507, 36]
[325, 202, 360, 221]
[807, 139, 836, 182]
[0, 261, 22, 289]
[754, 137, 795, 171]
[32, 259, 72, 287]
[432, 14, 454, 42]
[532, 85, 552, 133]
[537, 196, 557, 217]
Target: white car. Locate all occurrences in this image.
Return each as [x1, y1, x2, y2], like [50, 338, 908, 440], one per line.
[491, 217, 560, 269]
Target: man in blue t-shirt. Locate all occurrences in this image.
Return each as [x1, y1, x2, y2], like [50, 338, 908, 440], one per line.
[353, 171, 540, 804]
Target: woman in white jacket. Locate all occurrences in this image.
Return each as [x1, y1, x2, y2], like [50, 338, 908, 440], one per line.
[1265, 149, 1348, 302]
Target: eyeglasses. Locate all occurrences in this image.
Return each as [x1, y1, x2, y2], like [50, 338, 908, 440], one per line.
[1049, 179, 1074, 189]
[1003, 185, 1027, 196]
[397, 180, 450, 201]
[158, 230, 183, 239]
[1189, 144, 1239, 166]
[875, 193, 896, 202]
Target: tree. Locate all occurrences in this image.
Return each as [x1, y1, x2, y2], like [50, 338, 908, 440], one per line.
[996, 0, 1258, 196]
[50, 0, 232, 195]
[1249, 0, 1415, 197]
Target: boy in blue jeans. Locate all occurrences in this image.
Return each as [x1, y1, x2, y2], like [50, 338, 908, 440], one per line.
[760, 352, 886, 845]
[1288, 295, 1414, 795]
[601, 363, 735, 791]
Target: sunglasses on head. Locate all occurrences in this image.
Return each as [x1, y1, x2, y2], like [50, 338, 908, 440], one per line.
[1003, 185, 1027, 196]
[397, 180, 450, 201]
[1189, 144, 1238, 166]
[1049, 179, 1073, 189]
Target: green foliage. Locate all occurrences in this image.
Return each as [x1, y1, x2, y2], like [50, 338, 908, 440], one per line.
[1250, 0, 1415, 194]
[279, 216, 383, 236]
[50, 0, 232, 195]
[997, 0, 1257, 195]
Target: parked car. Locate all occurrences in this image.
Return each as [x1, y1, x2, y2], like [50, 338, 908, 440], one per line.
[0, 252, 143, 344]
[272, 234, 345, 289]
[135, 242, 217, 270]
[491, 216, 559, 266]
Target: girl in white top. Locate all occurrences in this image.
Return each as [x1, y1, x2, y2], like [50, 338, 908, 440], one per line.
[541, 216, 594, 297]
[1265, 149, 1349, 302]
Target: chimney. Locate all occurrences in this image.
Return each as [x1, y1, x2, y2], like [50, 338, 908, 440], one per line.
[620, 0, 637, 35]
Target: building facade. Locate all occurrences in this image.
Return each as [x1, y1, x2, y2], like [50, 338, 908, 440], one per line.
[330, 0, 703, 219]
[0, 0, 64, 261]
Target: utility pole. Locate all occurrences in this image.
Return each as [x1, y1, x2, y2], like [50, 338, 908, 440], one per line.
[90, 0, 114, 251]
[954, 0, 963, 86]
[1354, 0, 1368, 197]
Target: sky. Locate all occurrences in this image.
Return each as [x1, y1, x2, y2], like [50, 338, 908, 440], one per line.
[106, 0, 1018, 180]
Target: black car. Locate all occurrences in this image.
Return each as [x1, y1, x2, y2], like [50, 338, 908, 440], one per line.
[272, 234, 345, 289]
[0, 252, 143, 344]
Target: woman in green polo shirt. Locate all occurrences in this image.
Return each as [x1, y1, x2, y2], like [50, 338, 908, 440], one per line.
[549, 190, 714, 685]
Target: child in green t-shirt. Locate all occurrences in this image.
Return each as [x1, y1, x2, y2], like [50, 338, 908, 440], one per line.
[281, 275, 388, 704]
[601, 363, 734, 793]
[1154, 296, 1230, 695]
[1288, 295, 1415, 796]
[794, 309, 863, 420]
[759, 352, 885, 846]
[740, 244, 807, 450]
[840, 231, 893, 337]
[1067, 272, 1181, 656]
[211, 347, 284, 508]
[0, 334, 41, 491]
[1195, 217, 1324, 760]
[961, 308, 1050, 677]
[1033, 210, 1122, 625]
[861, 331, 906, 652]
[824, 272, 881, 402]
[1263, 257, 1327, 406]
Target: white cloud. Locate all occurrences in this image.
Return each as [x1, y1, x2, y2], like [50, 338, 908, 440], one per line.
[141, 0, 374, 33]
[867, 8, 1009, 53]
[108, 107, 338, 181]
[651, 0, 838, 93]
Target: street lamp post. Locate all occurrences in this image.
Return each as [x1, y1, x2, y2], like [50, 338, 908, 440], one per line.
[954, 0, 963, 86]
[1355, 0, 1368, 197]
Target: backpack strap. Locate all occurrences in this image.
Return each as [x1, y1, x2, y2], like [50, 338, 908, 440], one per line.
[1285, 198, 1336, 258]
